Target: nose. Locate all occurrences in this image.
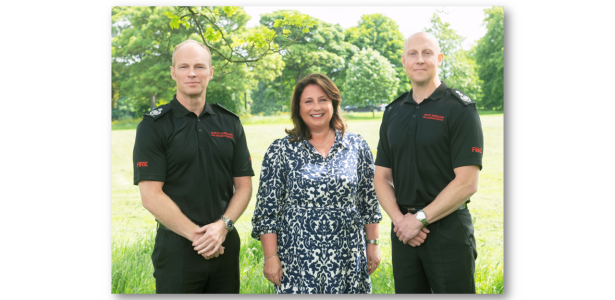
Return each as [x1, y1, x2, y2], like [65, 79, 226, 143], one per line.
[416, 53, 425, 63]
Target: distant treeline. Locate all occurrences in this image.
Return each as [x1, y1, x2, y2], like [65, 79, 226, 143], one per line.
[112, 6, 503, 120]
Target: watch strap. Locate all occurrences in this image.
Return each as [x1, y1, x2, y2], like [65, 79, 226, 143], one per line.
[221, 216, 234, 231]
[366, 239, 379, 245]
[417, 210, 429, 226]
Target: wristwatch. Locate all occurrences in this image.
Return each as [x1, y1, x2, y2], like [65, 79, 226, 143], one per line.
[366, 239, 379, 245]
[416, 210, 429, 227]
[221, 216, 234, 232]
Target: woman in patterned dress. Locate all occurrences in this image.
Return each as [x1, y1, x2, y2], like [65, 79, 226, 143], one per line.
[251, 73, 382, 294]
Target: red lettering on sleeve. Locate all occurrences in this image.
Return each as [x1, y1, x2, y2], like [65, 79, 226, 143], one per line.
[471, 147, 483, 153]
[137, 161, 148, 167]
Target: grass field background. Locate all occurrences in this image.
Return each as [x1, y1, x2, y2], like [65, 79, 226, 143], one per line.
[111, 111, 503, 294]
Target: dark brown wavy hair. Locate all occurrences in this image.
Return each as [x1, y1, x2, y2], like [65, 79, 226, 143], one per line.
[285, 73, 346, 142]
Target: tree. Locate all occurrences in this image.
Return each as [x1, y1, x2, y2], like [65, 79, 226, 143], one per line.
[425, 12, 483, 105]
[258, 10, 358, 111]
[249, 82, 280, 115]
[165, 6, 317, 66]
[345, 14, 409, 96]
[111, 6, 313, 119]
[425, 13, 465, 82]
[112, 6, 188, 111]
[446, 47, 483, 105]
[343, 49, 399, 117]
[475, 7, 504, 110]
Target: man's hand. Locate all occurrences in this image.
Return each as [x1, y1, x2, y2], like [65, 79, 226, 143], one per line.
[407, 227, 430, 247]
[394, 214, 430, 246]
[366, 244, 381, 275]
[264, 255, 283, 287]
[201, 246, 225, 260]
[192, 220, 229, 257]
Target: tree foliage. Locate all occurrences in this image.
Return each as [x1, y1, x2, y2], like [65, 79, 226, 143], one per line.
[249, 82, 281, 116]
[112, 7, 502, 120]
[475, 7, 504, 110]
[111, 6, 306, 117]
[343, 48, 399, 114]
[425, 12, 483, 105]
[250, 11, 358, 113]
[425, 13, 464, 82]
[345, 14, 409, 96]
[112, 6, 185, 113]
[164, 6, 317, 67]
[446, 47, 483, 105]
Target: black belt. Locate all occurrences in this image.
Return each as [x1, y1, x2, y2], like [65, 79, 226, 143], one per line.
[398, 202, 468, 214]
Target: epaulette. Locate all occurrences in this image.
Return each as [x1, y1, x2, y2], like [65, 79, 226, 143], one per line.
[142, 103, 172, 121]
[214, 103, 239, 119]
[386, 92, 409, 109]
[450, 89, 476, 106]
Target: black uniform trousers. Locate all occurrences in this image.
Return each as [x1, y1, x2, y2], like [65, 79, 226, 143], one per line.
[151, 226, 241, 293]
[391, 208, 477, 293]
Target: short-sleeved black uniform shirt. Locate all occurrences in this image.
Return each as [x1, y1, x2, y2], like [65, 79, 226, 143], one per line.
[375, 81, 483, 208]
[133, 96, 254, 226]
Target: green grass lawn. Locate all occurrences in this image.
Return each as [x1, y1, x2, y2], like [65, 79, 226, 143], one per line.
[111, 111, 503, 294]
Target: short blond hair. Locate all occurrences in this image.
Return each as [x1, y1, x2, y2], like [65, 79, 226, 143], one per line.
[172, 39, 212, 67]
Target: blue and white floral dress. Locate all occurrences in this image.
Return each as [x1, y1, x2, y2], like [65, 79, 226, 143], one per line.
[251, 130, 382, 294]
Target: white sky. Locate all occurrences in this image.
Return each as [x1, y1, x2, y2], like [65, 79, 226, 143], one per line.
[243, 6, 490, 50]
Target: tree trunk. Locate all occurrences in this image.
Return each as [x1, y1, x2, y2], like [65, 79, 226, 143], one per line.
[150, 93, 157, 110]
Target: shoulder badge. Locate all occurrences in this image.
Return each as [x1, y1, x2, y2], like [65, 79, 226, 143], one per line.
[386, 92, 409, 109]
[214, 103, 239, 119]
[142, 103, 172, 121]
[451, 89, 475, 106]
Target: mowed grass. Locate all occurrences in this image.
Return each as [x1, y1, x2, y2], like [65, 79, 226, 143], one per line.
[111, 111, 503, 294]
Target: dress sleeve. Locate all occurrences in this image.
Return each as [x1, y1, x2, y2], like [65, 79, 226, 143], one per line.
[251, 138, 287, 240]
[356, 136, 382, 225]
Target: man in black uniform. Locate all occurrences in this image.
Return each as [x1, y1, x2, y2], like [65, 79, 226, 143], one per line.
[132, 39, 254, 293]
[374, 32, 484, 293]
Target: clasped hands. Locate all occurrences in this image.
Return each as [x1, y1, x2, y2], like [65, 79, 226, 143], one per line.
[192, 219, 228, 260]
[393, 213, 430, 247]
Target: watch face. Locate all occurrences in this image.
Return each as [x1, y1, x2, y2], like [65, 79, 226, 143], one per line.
[417, 211, 425, 220]
[226, 219, 234, 230]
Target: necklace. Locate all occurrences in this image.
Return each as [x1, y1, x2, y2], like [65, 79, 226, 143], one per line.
[310, 129, 333, 148]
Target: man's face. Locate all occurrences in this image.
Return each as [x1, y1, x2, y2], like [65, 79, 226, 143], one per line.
[402, 34, 443, 86]
[170, 43, 214, 98]
[299, 84, 334, 132]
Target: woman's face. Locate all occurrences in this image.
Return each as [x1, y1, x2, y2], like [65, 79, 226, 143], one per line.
[299, 84, 334, 133]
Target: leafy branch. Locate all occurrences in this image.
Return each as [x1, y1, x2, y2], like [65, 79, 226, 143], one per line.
[164, 6, 318, 66]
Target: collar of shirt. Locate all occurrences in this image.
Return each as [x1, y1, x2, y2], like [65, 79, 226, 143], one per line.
[170, 95, 216, 118]
[404, 81, 448, 105]
[301, 129, 350, 152]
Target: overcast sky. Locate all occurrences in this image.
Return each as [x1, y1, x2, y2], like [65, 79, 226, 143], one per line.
[243, 6, 491, 51]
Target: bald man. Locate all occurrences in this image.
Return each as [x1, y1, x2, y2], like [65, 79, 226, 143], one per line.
[374, 32, 484, 293]
[133, 39, 254, 293]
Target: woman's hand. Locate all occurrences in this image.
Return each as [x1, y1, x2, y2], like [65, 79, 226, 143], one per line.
[366, 244, 381, 275]
[264, 255, 283, 287]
